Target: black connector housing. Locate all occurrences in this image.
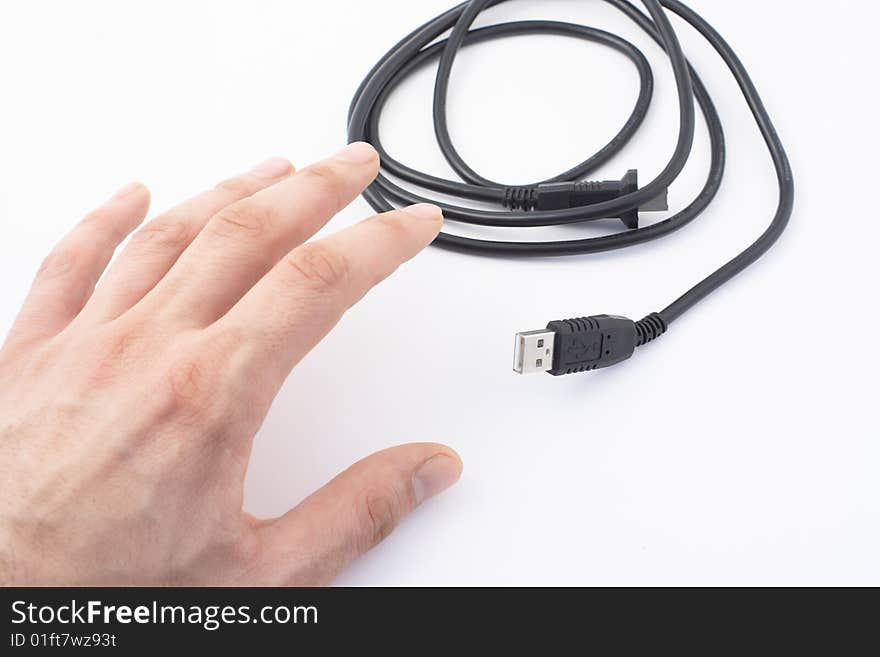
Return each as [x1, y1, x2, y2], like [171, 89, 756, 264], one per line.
[514, 313, 667, 376]
[504, 170, 642, 229]
[547, 315, 637, 376]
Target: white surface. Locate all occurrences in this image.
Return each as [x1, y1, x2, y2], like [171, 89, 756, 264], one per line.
[1, 1, 877, 586]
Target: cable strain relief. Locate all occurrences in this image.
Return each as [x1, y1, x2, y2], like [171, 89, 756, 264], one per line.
[635, 313, 668, 347]
[504, 187, 537, 211]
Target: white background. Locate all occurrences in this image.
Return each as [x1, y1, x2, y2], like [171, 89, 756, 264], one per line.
[1, 1, 877, 585]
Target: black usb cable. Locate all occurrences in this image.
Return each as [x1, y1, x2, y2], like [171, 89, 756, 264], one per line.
[348, 0, 794, 376]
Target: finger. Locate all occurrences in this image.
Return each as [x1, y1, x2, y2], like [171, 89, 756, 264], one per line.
[217, 203, 442, 392]
[4, 183, 150, 349]
[80, 157, 294, 323]
[149, 142, 381, 327]
[260, 443, 462, 585]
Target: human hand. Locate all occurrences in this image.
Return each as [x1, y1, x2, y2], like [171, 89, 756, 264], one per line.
[0, 143, 462, 585]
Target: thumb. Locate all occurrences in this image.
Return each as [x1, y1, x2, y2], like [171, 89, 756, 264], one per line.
[259, 443, 462, 585]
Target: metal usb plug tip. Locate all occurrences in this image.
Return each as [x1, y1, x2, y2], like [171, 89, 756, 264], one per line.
[513, 330, 556, 375]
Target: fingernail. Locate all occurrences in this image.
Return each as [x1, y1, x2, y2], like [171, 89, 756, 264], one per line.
[250, 156, 292, 178]
[402, 203, 443, 222]
[334, 141, 378, 164]
[413, 454, 462, 505]
[109, 182, 142, 202]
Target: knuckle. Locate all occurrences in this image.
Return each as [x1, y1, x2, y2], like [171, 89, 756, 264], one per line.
[215, 176, 257, 198]
[298, 164, 345, 214]
[285, 242, 349, 292]
[82, 327, 142, 390]
[369, 215, 408, 272]
[211, 202, 272, 240]
[36, 246, 78, 280]
[78, 207, 107, 229]
[161, 355, 215, 418]
[129, 219, 192, 252]
[373, 211, 408, 238]
[358, 486, 406, 551]
[79, 207, 131, 243]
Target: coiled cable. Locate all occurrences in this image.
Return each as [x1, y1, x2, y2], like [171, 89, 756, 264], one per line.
[348, 0, 793, 339]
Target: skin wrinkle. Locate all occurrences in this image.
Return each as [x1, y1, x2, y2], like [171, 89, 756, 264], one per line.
[128, 217, 194, 253]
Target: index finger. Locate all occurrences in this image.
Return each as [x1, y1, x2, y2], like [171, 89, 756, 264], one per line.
[213, 203, 443, 390]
